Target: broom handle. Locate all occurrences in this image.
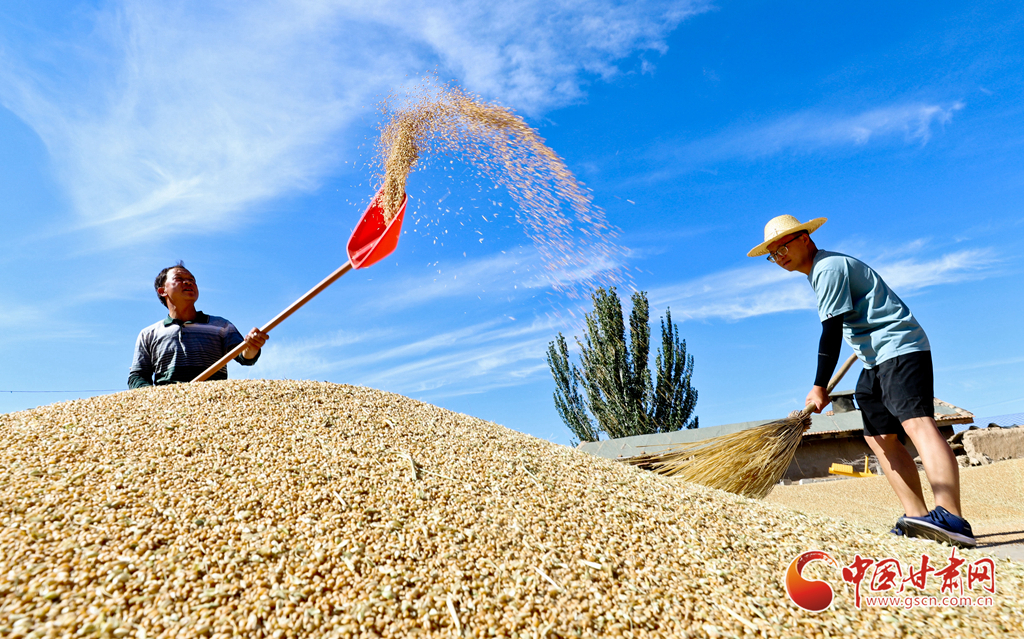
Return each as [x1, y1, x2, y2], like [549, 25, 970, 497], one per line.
[191, 261, 354, 383]
[798, 353, 859, 418]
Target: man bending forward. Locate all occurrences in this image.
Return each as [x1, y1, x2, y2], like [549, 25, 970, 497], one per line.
[748, 216, 974, 548]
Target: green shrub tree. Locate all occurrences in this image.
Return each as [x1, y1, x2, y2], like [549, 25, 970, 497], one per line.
[547, 287, 698, 443]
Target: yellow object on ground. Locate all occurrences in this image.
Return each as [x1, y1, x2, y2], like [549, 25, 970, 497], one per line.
[829, 455, 875, 477]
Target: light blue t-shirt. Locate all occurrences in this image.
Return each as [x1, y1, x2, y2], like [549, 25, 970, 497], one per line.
[808, 250, 929, 368]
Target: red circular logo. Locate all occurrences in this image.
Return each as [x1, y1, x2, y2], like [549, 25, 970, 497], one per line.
[785, 550, 839, 612]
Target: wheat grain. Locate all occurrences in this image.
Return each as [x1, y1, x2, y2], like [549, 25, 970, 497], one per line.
[374, 80, 628, 298]
[2, 381, 1020, 638]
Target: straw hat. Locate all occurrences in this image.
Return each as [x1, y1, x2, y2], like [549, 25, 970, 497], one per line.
[747, 215, 827, 257]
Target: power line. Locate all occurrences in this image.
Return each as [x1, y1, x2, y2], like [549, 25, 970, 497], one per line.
[1, 389, 122, 394]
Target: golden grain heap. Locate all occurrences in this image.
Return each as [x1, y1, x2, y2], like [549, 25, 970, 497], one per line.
[375, 82, 626, 298]
[2, 381, 1022, 638]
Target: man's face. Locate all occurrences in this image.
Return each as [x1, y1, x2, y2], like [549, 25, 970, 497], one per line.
[766, 233, 811, 272]
[159, 268, 199, 307]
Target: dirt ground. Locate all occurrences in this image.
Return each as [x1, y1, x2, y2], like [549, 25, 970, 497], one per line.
[765, 458, 1024, 560]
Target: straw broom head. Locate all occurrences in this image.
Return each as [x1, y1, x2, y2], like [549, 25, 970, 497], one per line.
[629, 410, 810, 499]
[629, 354, 858, 499]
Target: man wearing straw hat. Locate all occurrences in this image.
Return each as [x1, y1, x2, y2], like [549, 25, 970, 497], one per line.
[749, 216, 975, 548]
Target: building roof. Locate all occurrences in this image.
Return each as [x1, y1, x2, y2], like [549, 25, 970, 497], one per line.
[577, 396, 973, 461]
[953, 412, 1024, 434]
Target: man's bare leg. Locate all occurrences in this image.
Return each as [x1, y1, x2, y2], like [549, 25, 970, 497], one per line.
[865, 434, 929, 518]
[901, 416, 962, 517]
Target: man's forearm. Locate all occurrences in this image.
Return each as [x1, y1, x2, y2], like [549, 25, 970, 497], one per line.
[238, 328, 267, 363]
[814, 315, 844, 388]
[128, 372, 153, 389]
[235, 348, 261, 366]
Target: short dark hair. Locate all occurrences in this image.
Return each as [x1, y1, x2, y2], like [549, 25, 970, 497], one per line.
[155, 261, 189, 307]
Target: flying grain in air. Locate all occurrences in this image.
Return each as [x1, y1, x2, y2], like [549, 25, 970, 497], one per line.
[374, 81, 628, 298]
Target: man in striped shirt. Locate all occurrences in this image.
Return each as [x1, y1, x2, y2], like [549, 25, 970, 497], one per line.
[129, 263, 269, 388]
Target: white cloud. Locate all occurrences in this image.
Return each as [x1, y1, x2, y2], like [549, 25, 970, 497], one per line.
[874, 249, 997, 292]
[237, 328, 381, 380]
[0, 301, 99, 345]
[650, 246, 999, 322]
[371, 0, 708, 112]
[0, 304, 49, 332]
[241, 315, 562, 398]
[0, 0, 706, 246]
[653, 101, 964, 173]
[369, 244, 628, 311]
[649, 265, 815, 321]
[252, 244, 998, 401]
[936, 355, 1024, 374]
[372, 250, 541, 311]
[754, 102, 965, 150]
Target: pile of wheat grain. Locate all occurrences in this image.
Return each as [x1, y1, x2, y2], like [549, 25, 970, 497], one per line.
[2, 381, 1021, 638]
[374, 81, 626, 299]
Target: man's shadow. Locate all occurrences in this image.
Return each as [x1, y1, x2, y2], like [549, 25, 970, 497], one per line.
[974, 529, 1024, 548]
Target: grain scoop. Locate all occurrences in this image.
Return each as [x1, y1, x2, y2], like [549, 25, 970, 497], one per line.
[191, 190, 407, 383]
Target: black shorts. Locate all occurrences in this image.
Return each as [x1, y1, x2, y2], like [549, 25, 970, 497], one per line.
[855, 350, 935, 438]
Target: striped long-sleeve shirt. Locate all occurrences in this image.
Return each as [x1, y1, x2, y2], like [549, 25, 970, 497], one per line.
[128, 312, 259, 388]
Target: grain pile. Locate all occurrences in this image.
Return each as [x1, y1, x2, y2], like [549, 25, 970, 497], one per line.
[374, 82, 626, 298]
[2, 381, 1022, 639]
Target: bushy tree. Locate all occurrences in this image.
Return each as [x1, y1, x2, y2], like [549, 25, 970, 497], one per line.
[547, 287, 698, 443]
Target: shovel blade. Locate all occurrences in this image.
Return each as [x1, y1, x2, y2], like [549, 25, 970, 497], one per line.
[347, 190, 407, 269]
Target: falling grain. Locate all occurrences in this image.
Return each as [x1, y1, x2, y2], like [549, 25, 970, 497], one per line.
[375, 80, 628, 298]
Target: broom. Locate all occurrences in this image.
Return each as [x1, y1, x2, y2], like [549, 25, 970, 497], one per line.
[628, 353, 858, 499]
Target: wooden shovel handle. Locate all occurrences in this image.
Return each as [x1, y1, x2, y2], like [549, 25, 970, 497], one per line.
[798, 353, 859, 419]
[191, 261, 353, 383]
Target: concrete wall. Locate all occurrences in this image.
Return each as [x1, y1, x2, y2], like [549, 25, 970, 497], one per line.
[962, 426, 1024, 465]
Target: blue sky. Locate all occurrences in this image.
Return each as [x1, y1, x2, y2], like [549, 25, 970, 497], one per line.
[2, 0, 1022, 446]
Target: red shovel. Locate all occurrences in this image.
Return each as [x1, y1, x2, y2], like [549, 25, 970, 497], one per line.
[191, 190, 407, 383]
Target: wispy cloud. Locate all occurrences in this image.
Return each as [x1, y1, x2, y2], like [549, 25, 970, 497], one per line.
[369, 244, 628, 311]
[874, 249, 998, 292]
[359, 0, 709, 113]
[234, 328, 381, 380]
[649, 101, 964, 175]
[0, 301, 99, 345]
[247, 244, 995, 400]
[649, 265, 814, 321]
[0, 303, 50, 333]
[241, 315, 562, 399]
[649, 245, 999, 322]
[370, 250, 541, 311]
[739, 102, 964, 153]
[936, 355, 1024, 374]
[0, 0, 707, 246]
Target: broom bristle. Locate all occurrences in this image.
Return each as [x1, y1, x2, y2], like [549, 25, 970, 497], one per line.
[628, 410, 812, 499]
